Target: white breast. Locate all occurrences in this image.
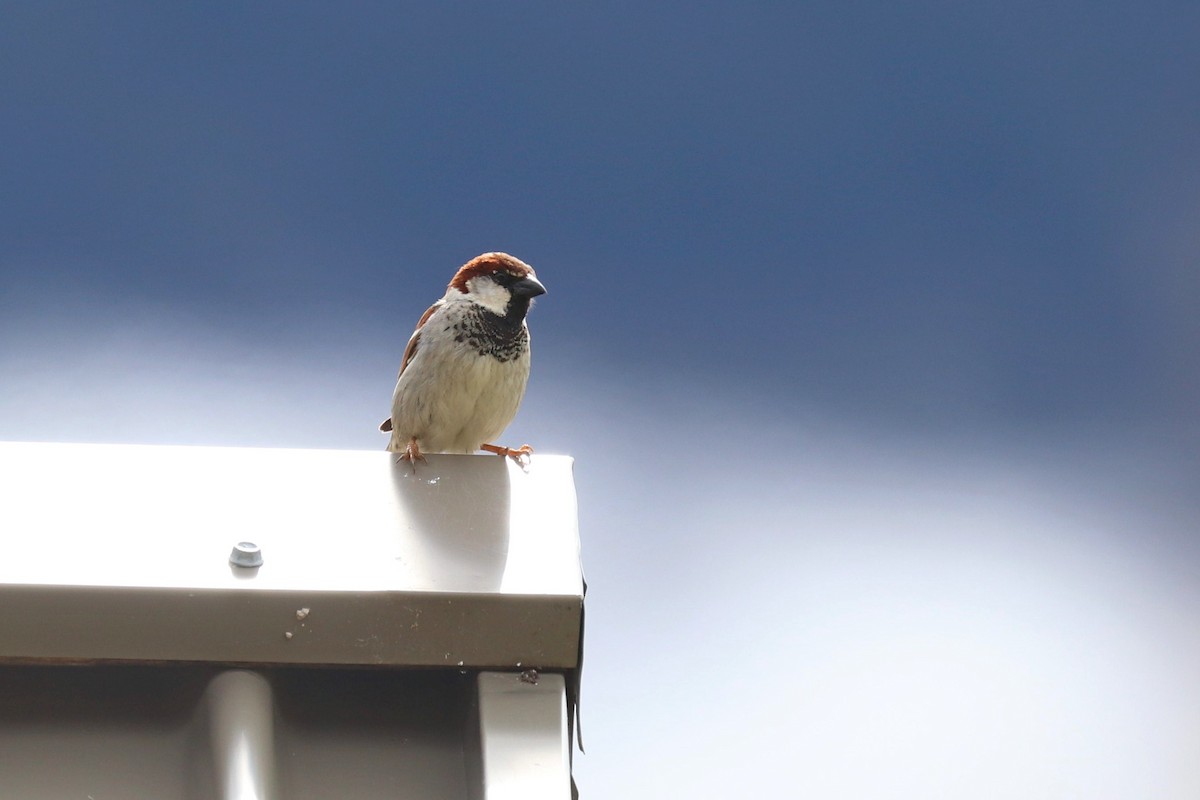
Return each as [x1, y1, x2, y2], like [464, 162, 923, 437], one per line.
[387, 308, 532, 454]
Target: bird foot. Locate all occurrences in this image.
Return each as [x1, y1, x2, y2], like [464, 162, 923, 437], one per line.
[395, 437, 428, 471]
[481, 442, 534, 466]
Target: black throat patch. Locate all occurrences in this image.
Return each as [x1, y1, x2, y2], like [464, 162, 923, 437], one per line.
[450, 304, 530, 362]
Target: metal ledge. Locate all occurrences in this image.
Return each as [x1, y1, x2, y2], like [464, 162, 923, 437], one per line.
[0, 441, 583, 669]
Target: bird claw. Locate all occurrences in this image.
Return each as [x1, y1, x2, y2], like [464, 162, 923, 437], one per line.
[396, 438, 427, 472]
[481, 443, 534, 466]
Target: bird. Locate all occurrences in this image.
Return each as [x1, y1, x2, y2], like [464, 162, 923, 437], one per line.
[380, 252, 546, 466]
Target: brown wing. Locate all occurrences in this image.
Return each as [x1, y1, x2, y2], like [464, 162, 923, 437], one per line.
[399, 301, 439, 376]
[379, 301, 442, 433]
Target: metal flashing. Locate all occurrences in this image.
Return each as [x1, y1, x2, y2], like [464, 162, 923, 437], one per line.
[0, 442, 584, 669]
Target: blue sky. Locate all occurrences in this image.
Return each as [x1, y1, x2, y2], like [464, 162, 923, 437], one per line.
[2, 3, 1199, 796]
[5, 1, 1197, 436]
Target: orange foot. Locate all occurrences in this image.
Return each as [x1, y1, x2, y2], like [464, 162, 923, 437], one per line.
[396, 437, 428, 470]
[481, 442, 534, 466]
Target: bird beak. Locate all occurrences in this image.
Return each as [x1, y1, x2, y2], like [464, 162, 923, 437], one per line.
[512, 276, 546, 299]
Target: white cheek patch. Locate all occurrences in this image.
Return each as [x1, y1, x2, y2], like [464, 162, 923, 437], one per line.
[465, 276, 511, 316]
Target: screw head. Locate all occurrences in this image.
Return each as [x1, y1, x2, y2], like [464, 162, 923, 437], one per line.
[229, 541, 263, 568]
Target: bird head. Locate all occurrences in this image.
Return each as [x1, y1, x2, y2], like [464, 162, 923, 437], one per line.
[448, 252, 546, 320]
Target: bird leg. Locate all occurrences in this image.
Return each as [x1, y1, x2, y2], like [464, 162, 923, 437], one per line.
[481, 442, 534, 466]
[396, 436, 428, 469]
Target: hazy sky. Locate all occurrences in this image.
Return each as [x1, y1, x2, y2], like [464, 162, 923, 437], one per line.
[2, 3, 1198, 797]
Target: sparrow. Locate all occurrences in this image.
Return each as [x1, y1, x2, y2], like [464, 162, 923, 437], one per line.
[380, 252, 546, 465]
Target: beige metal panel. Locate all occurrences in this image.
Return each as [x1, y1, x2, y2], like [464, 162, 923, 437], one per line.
[0, 664, 214, 799]
[0, 442, 583, 668]
[0, 441, 582, 595]
[205, 670, 279, 800]
[270, 666, 474, 800]
[0, 664, 485, 799]
[0, 585, 581, 668]
[470, 671, 573, 800]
